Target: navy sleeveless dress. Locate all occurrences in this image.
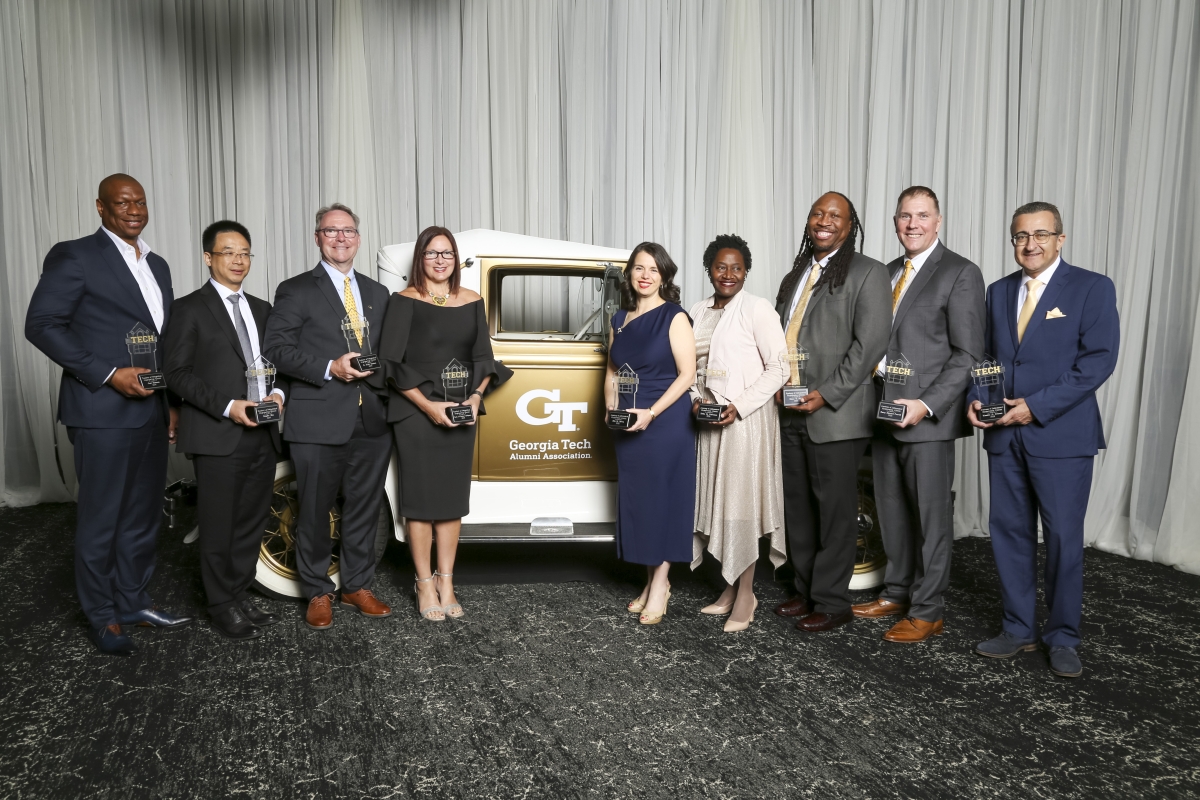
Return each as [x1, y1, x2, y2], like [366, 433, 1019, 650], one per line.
[609, 302, 696, 565]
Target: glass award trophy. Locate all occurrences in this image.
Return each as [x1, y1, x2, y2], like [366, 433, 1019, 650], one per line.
[342, 314, 379, 372]
[971, 358, 1007, 422]
[781, 345, 809, 406]
[606, 363, 639, 429]
[125, 322, 166, 390]
[695, 367, 725, 423]
[876, 354, 913, 422]
[442, 359, 475, 424]
[246, 355, 280, 424]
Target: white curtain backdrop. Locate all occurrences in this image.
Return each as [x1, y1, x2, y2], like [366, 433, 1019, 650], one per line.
[2, 0, 1197, 573]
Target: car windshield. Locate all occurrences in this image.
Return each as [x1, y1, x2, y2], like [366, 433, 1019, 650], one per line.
[496, 270, 608, 341]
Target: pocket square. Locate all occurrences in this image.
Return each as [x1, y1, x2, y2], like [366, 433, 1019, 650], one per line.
[1046, 307, 1066, 319]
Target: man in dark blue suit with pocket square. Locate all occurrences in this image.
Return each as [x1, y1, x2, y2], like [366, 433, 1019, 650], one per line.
[25, 174, 193, 657]
[968, 201, 1119, 678]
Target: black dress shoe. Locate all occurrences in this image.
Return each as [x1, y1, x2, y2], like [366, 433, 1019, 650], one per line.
[795, 610, 853, 632]
[240, 599, 279, 627]
[87, 624, 138, 656]
[119, 606, 195, 629]
[774, 597, 810, 618]
[211, 607, 262, 641]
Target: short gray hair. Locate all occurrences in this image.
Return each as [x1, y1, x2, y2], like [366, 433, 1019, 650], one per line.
[315, 202, 360, 231]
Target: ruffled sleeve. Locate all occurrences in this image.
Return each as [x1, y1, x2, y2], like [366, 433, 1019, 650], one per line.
[374, 294, 432, 421]
[471, 300, 514, 408]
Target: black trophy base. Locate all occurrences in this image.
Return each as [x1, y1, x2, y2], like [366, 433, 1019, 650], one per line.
[978, 403, 1007, 423]
[253, 401, 280, 424]
[781, 385, 809, 407]
[606, 409, 635, 429]
[137, 372, 167, 391]
[877, 401, 907, 422]
[696, 403, 724, 423]
[447, 404, 475, 424]
[351, 354, 379, 372]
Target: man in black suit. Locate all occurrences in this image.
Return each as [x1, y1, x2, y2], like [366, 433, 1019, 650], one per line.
[851, 187, 985, 642]
[25, 173, 193, 656]
[264, 203, 393, 630]
[163, 220, 286, 641]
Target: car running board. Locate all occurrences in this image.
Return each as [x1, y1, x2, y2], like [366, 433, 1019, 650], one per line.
[458, 520, 615, 543]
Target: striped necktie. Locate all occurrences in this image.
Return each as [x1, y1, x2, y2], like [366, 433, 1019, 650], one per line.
[892, 260, 914, 312]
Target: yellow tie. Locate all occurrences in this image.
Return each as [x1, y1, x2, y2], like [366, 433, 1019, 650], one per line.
[344, 276, 363, 405]
[1017, 278, 1042, 342]
[892, 260, 914, 312]
[784, 265, 821, 383]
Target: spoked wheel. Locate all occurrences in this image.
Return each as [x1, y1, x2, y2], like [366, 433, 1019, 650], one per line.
[849, 471, 886, 590]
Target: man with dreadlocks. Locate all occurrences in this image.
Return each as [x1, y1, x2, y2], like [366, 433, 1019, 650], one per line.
[772, 192, 891, 633]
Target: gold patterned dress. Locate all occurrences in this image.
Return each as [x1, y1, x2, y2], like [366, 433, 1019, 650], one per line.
[691, 305, 787, 584]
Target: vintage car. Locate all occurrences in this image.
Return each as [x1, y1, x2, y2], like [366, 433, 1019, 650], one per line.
[251, 230, 885, 598]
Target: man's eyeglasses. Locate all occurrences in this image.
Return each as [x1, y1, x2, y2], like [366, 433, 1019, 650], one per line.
[207, 250, 254, 262]
[317, 228, 359, 239]
[1011, 230, 1059, 246]
[423, 250, 455, 261]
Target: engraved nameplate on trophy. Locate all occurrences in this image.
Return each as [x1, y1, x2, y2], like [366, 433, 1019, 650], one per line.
[126, 322, 166, 390]
[876, 354, 913, 422]
[781, 345, 809, 406]
[971, 358, 1007, 423]
[342, 314, 379, 372]
[606, 363, 639, 429]
[442, 359, 474, 424]
[696, 367, 725, 423]
[246, 355, 280, 424]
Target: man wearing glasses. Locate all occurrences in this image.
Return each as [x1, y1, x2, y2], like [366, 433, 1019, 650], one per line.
[264, 203, 393, 630]
[164, 220, 286, 640]
[968, 201, 1119, 678]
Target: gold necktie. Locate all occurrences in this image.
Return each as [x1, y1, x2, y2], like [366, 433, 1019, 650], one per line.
[892, 260, 914, 312]
[1016, 278, 1042, 342]
[784, 265, 821, 383]
[344, 276, 363, 405]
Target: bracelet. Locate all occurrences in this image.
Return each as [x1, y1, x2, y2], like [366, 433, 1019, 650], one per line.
[471, 389, 484, 398]
[648, 408, 657, 419]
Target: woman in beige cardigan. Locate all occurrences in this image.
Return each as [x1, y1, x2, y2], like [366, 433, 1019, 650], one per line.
[689, 234, 789, 632]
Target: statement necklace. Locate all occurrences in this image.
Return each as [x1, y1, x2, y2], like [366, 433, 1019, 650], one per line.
[429, 290, 449, 307]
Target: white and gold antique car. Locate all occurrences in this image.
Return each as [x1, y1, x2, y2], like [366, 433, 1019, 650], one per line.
[251, 231, 885, 598]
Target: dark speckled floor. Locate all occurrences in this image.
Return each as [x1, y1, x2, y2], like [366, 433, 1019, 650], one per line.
[1, 503, 1198, 799]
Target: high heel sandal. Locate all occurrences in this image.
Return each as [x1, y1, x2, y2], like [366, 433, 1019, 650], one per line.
[723, 596, 758, 633]
[628, 582, 669, 614]
[639, 589, 672, 625]
[414, 575, 444, 622]
[435, 571, 463, 619]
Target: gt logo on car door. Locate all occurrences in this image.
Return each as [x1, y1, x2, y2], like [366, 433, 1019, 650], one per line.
[515, 389, 588, 432]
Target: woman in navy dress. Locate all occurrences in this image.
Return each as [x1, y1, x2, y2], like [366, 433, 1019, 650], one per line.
[607, 242, 696, 625]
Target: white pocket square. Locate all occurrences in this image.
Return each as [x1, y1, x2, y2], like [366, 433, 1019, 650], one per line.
[1046, 307, 1066, 319]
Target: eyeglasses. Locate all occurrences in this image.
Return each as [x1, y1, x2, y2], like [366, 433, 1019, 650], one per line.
[1011, 230, 1059, 246]
[317, 228, 359, 239]
[423, 250, 455, 261]
[207, 250, 254, 262]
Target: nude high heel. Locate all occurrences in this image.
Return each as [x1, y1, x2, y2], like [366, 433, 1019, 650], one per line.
[435, 571, 463, 619]
[723, 596, 758, 633]
[639, 589, 672, 625]
[700, 598, 734, 615]
[629, 583, 669, 614]
[414, 575, 444, 622]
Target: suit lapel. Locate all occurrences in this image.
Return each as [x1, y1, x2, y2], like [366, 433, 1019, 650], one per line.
[1005, 273, 1020, 351]
[313, 264, 348, 320]
[95, 229, 155, 329]
[1017, 261, 1072, 352]
[892, 244, 944, 331]
[200, 282, 249, 365]
[147, 254, 172, 329]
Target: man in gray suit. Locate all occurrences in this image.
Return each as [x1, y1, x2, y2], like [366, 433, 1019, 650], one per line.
[852, 187, 985, 642]
[773, 192, 891, 632]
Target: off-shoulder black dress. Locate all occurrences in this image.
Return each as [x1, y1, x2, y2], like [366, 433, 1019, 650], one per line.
[377, 295, 512, 520]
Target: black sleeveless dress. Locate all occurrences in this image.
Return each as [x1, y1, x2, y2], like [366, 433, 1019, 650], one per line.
[377, 295, 512, 520]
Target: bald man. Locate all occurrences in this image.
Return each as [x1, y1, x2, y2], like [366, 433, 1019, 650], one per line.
[26, 174, 193, 657]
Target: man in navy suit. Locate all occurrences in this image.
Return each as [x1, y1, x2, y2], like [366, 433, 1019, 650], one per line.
[968, 201, 1119, 678]
[25, 174, 193, 657]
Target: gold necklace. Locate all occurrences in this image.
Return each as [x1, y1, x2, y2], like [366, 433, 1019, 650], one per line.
[429, 290, 449, 306]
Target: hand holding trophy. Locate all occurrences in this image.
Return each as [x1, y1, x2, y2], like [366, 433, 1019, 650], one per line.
[971, 358, 1007, 423]
[780, 345, 809, 407]
[695, 367, 725, 423]
[606, 364, 639, 429]
[341, 313, 379, 372]
[876, 354, 913, 422]
[125, 322, 166, 391]
[441, 359, 475, 424]
[246, 355, 280, 424]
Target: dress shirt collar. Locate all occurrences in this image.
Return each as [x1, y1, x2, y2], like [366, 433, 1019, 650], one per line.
[208, 277, 246, 301]
[903, 238, 939, 273]
[1022, 256, 1061, 288]
[321, 260, 356, 285]
[101, 226, 152, 261]
[810, 248, 838, 271]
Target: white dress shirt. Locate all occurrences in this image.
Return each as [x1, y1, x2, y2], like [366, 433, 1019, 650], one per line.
[102, 226, 164, 385]
[877, 238, 940, 377]
[321, 261, 365, 381]
[784, 249, 838, 327]
[209, 279, 284, 417]
[1016, 256, 1060, 319]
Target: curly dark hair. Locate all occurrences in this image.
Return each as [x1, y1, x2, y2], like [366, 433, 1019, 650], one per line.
[620, 242, 682, 311]
[702, 233, 752, 275]
[790, 191, 863, 291]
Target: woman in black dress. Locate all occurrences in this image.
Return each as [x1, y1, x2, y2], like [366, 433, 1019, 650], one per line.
[378, 226, 511, 622]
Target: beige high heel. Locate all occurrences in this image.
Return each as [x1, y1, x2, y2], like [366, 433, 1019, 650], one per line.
[414, 575, 444, 622]
[639, 589, 672, 625]
[628, 582, 669, 614]
[700, 597, 734, 615]
[436, 571, 463, 619]
[723, 596, 758, 633]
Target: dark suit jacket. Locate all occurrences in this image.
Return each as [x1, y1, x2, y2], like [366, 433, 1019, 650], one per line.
[775, 251, 891, 443]
[877, 242, 986, 442]
[25, 228, 174, 428]
[972, 260, 1119, 458]
[263, 265, 389, 445]
[163, 281, 285, 457]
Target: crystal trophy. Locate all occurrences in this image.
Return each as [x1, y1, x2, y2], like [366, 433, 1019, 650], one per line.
[606, 363, 639, 429]
[442, 359, 474, 424]
[246, 355, 280, 424]
[781, 345, 809, 406]
[876, 354, 913, 422]
[695, 367, 725, 423]
[125, 322, 166, 390]
[341, 314, 379, 372]
[971, 358, 1007, 422]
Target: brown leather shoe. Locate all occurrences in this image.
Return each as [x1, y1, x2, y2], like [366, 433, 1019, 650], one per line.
[882, 617, 944, 643]
[774, 597, 810, 618]
[851, 597, 909, 619]
[341, 588, 392, 618]
[306, 594, 334, 630]
[794, 610, 853, 632]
